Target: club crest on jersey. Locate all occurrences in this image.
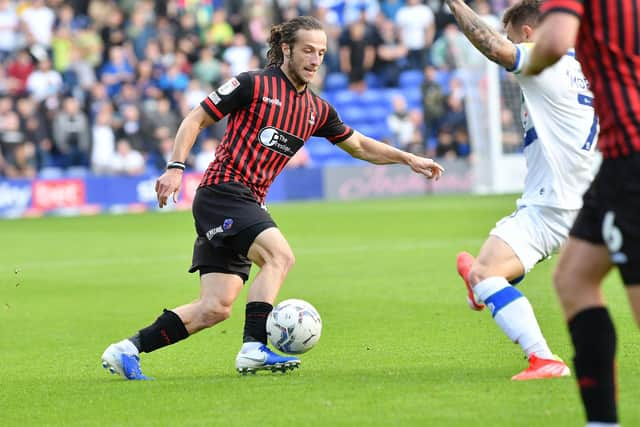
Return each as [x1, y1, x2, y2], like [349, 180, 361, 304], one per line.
[218, 78, 240, 95]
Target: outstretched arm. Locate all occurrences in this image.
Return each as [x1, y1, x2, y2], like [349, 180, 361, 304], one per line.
[337, 131, 444, 180]
[445, 0, 517, 69]
[155, 105, 216, 208]
[523, 12, 580, 75]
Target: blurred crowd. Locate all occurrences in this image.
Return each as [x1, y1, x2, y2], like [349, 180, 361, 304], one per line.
[0, 0, 517, 179]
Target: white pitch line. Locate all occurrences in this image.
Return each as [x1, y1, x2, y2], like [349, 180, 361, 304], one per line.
[1, 239, 483, 271]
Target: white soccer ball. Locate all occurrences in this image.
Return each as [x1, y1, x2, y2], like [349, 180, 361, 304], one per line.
[266, 299, 322, 354]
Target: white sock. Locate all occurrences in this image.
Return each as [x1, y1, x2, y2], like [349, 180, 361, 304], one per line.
[240, 341, 263, 353]
[474, 276, 554, 359]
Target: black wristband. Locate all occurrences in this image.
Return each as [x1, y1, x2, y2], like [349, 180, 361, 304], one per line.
[167, 161, 186, 171]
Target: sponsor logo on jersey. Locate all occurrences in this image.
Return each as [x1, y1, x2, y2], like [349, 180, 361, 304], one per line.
[257, 127, 304, 157]
[218, 77, 240, 95]
[206, 226, 222, 240]
[309, 110, 316, 126]
[262, 96, 281, 106]
[566, 69, 590, 91]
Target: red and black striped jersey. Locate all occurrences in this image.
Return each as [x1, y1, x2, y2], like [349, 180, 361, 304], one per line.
[541, 0, 640, 158]
[199, 66, 354, 202]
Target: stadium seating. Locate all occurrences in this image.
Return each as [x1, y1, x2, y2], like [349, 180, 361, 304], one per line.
[357, 88, 389, 107]
[364, 72, 383, 89]
[339, 105, 371, 125]
[402, 88, 424, 110]
[355, 123, 390, 141]
[331, 89, 359, 109]
[66, 166, 91, 177]
[38, 167, 65, 179]
[316, 85, 417, 163]
[305, 136, 361, 165]
[435, 70, 454, 94]
[324, 72, 349, 91]
[398, 70, 424, 88]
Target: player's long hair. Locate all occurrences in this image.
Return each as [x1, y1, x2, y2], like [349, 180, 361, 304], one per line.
[266, 16, 324, 67]
[502, 0, 543, 28]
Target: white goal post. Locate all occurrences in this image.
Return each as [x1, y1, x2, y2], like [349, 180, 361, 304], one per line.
[460, 55, 527, 195]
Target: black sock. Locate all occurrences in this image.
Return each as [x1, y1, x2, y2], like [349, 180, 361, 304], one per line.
[128, 332, 142, 352]
[243, 302, 272, 344]
[568, 307, 618, 423]
[137, 309, 189, 353]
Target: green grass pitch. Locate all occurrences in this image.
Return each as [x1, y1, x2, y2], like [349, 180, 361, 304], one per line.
[1, 194, 638, 427]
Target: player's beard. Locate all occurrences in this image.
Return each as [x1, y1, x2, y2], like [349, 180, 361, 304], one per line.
[285, 50, 310, 88]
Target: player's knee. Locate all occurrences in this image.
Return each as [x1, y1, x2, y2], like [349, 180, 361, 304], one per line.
[199, 300, 233, 327]
[552, 267, 572, 302]
[283, 250, 295, 271]
[271, 248, 295, 275]
[552, 268, 564, 289]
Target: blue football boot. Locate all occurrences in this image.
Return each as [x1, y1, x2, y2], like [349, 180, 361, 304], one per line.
[235, 344, 300, 375]
[101, 340, 150, 380]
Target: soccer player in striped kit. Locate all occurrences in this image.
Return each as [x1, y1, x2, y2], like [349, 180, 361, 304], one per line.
[101, 15, 444, 379]
[524, 1, 640, 425]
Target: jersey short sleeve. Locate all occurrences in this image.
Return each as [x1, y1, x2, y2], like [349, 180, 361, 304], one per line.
[200, 72, 253, 121]
[313, 104, 354, 144]
[505, 42, 534, 74]
[540, 0, 584, 18]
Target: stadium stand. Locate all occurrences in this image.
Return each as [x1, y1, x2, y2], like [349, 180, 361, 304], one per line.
[0, 0, 512, 180]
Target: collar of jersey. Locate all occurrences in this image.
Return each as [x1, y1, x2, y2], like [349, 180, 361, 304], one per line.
[275, 66, 308, 95]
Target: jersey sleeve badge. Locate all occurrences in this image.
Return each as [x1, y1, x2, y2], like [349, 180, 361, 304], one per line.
[208, 92, 221, 104]
[218, 77, 240, 95]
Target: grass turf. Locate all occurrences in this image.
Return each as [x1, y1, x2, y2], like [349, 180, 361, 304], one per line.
[1, 194, 637, 427]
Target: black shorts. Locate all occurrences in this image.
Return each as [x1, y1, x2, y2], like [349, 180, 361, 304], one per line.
[570, 154, 640, 284]
[189, 183, 276, 282]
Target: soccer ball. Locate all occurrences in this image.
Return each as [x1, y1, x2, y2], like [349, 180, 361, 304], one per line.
[266, 299, 322, 354]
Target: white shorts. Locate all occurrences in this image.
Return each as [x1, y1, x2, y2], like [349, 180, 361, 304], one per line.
[489, 204, 579, 273]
